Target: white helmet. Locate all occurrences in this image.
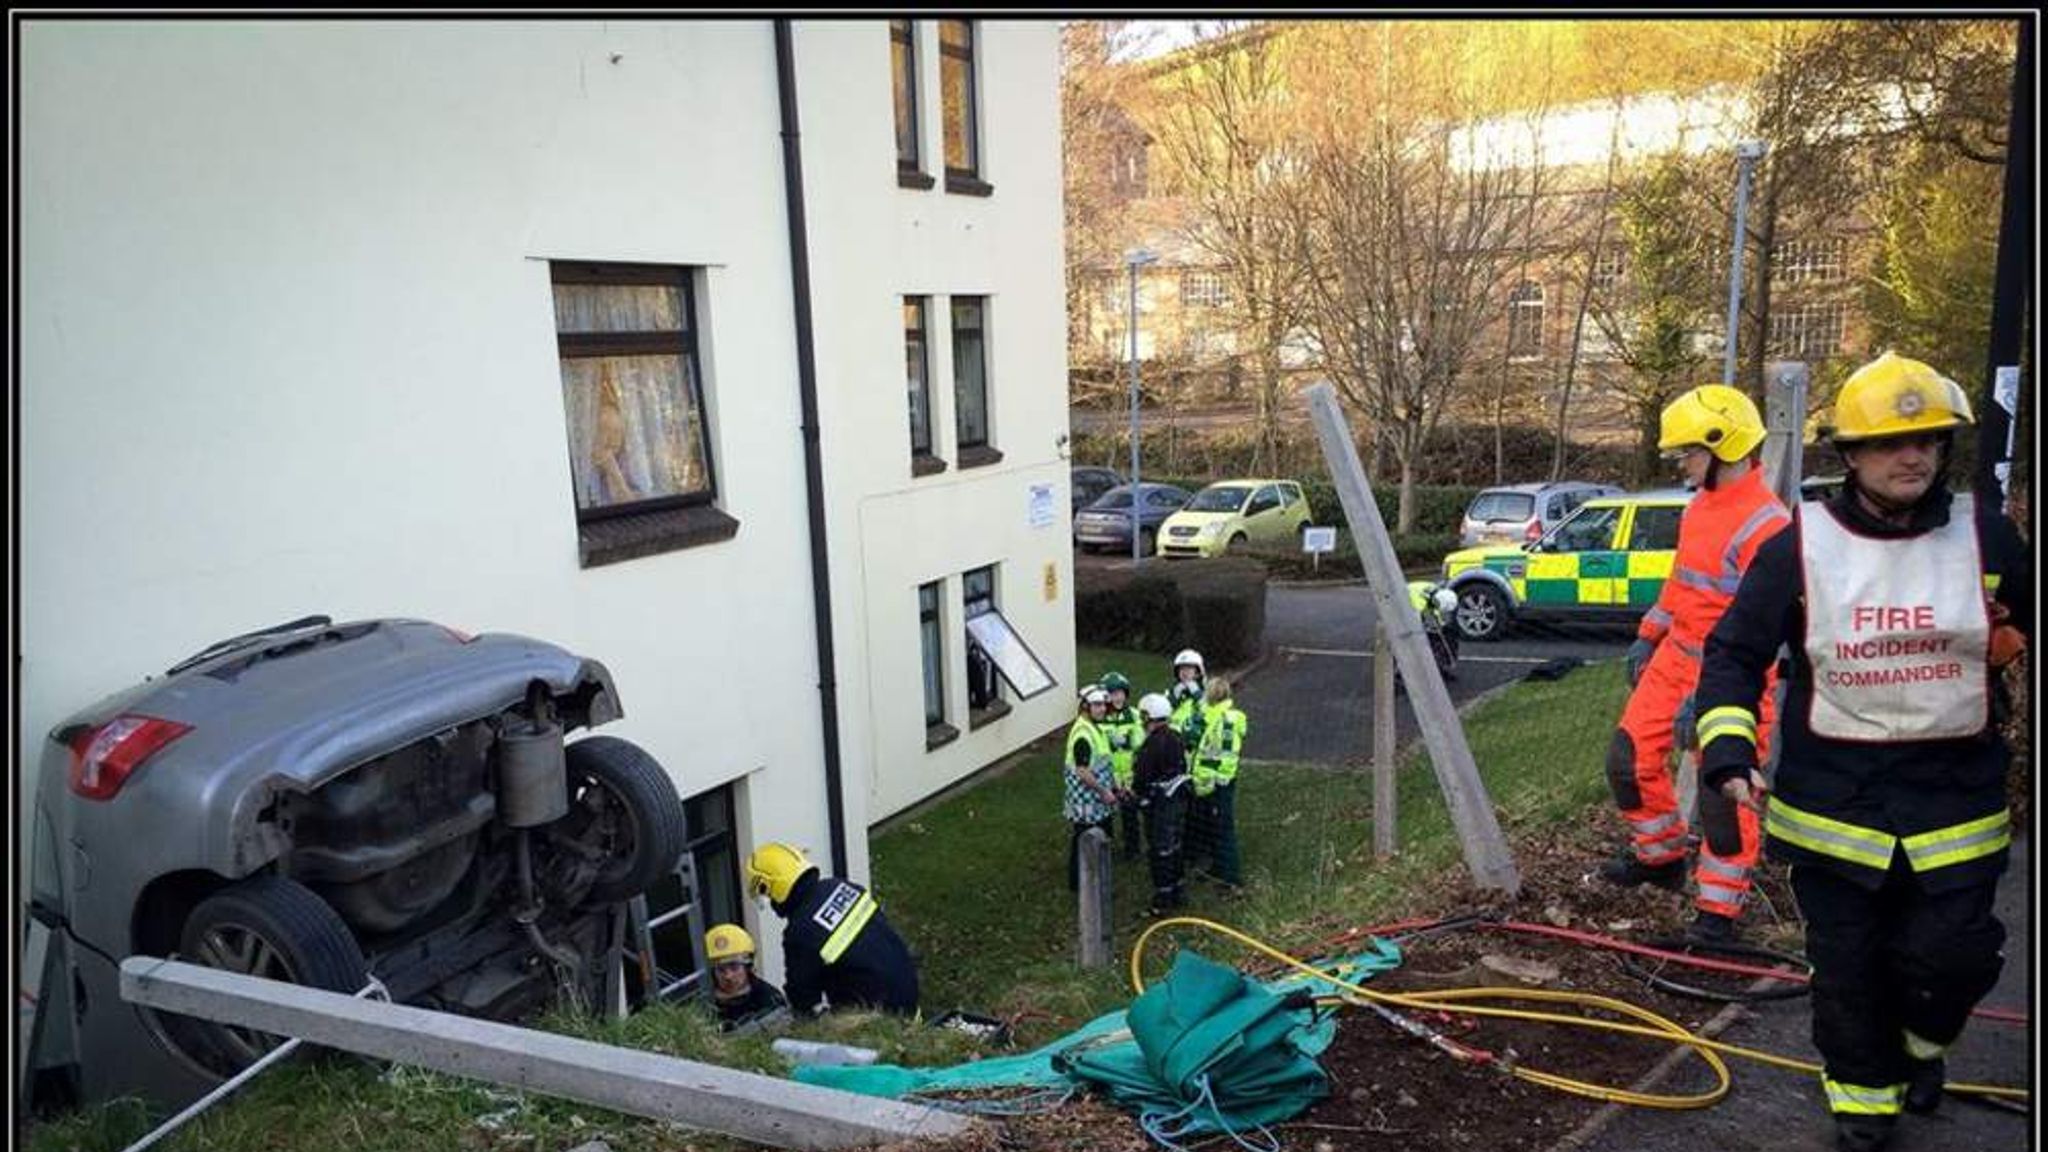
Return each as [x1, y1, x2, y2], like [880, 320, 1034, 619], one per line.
[1080, 685, 1110, 707]
[1172, 649, 1206, 674]
[1433, 587, 1458, 615]
[1138, 693, 1173, 721]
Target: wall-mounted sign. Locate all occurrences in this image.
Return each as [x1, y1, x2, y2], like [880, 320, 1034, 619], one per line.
[1029, 484, 1056, 530]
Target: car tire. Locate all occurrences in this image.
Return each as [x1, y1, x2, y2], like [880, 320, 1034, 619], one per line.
[1227, 533, 1249, 555]
[172, 875, 369, 1077]
[1453, 583, 1511, 642]
[560, 736, 688, 905]
[1137, 527, 1156, 556]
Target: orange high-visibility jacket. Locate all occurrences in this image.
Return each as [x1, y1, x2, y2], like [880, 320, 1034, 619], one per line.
[1637, 468, 1790, 656]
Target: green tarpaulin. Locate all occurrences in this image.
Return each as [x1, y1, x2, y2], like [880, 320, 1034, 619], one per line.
[796, 940, 1401, 1145]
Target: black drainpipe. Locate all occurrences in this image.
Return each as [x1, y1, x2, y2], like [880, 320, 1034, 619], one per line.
[774, 19, 849, 877]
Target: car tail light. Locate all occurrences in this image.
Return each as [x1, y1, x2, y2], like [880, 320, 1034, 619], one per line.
[439, 624, 479, 644]
[1525, 521, 1543, 543]
[68, 715, 192, 801]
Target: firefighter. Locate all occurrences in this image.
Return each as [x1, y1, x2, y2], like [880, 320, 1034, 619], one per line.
[1696, 353, 2030, 1152]
[745, 842, 920, 1017]
[703, 922, 787, 1031]
[1188, 676, 1248, 890]
[1098, 671, 1146, 860]
[1063, 684, 1120, 891]
[1130, 692, 1193, 914]
[1600, 383, 1791, 946]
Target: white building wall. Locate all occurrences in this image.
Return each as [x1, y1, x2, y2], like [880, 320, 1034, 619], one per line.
[797, 21, 1076, 826]
[20, 20, 1071, 962]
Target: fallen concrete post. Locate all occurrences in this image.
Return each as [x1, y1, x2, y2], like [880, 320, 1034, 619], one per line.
[121, 957, 975, 1151]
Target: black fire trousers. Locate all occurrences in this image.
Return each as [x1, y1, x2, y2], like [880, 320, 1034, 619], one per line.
[1791, 853, 2005, 1095]
[1145, 791, 1189, 908]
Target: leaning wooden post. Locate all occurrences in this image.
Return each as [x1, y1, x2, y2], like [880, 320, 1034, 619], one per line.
[1373, 622, 1398, 857]
[1306, 384, 1520, 893]
[1077, 827, 1113, 968]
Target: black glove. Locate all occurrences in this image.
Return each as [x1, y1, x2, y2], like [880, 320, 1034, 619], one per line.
[1625, 638, 1656, 687]
[1673, 695, 1697, 750]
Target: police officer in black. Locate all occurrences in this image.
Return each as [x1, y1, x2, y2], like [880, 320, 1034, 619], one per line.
[745, 842, 919, 1017]
[1695, 354, 2030, 1152]
[1130, 692, 1193, 915]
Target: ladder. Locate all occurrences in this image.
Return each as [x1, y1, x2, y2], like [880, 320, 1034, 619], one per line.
[616, 851, 710, 1014]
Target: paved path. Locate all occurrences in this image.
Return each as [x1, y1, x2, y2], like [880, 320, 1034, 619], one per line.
[1559, 837, 2032, 1152]
[1234, 582, 1632, 766]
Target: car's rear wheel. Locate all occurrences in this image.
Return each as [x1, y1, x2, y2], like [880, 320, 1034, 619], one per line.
[555, 736, 687, 905]
[168, 875, 368, 1077]
[1453, 584, 1511, 642]
[1137, 527, 1157, 556]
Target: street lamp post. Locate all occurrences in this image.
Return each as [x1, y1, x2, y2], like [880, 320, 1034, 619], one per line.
[1125, 248, 1159, 563]
[1723, 140, 1767, 386]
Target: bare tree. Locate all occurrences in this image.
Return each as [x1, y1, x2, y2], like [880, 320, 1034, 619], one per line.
[1141, 20, 1309, 475]
[1061, 20, 1156, 396]
[1284, 22, 1547, 531]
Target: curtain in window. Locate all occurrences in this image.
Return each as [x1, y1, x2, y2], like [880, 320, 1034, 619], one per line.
[560, 355, 708, 510]
[953, 299, 988, 447]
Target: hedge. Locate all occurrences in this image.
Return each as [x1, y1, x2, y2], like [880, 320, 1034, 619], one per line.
[1075, 557, 1268, 669]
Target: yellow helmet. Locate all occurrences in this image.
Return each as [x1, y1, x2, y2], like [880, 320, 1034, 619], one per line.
[705, 923, 757, 964]
[1829, 352, 1974, 442]
[1658, 384, 1767, 463]
[746, 842, 814, 904]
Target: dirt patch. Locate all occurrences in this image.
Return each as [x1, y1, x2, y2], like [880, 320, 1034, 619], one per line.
[914, 808, 1809, 1152]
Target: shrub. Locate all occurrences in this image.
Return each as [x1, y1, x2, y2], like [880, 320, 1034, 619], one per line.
[1074, 558, 1268, 667]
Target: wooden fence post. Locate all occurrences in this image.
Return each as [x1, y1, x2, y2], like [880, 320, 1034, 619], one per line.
[1306, 384, 1520, 894]
[1373, 623, 1398, 858]
[1077, 827, 1113, 968]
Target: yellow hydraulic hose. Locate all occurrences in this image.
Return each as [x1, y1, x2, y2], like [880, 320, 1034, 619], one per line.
[1130, 917, 2029, 1108]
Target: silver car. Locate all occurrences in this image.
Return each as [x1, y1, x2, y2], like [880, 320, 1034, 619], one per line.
[25, 615, 685, 1111]
[1458, 481, 1621, 548]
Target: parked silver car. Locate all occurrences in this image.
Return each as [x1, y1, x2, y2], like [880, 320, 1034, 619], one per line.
[1458, 481, 1621, 548]
[26, 615, 685, 1111]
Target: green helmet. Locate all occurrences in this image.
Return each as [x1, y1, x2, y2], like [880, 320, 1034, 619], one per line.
[1100, 671, 1132, 693]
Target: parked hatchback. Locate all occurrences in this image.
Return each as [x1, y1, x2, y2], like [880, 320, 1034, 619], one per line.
[1070, 465, 1123, 512]
[1073, 482, 1192, 555]
[26, 615, 686, 1111]
[1158, 479, 1313, 558]
[1458, 481, 1622, 548]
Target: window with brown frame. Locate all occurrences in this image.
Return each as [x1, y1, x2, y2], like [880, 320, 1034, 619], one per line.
[939, 19, 990, 195]
[551, 262, 735, 566]
[891, 19, 932, 189]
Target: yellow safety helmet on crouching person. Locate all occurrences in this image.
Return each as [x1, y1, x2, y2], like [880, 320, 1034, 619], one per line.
[746, 842, 815, 904]
[1828, 352, 1974, 443]
[1658, 384, 1767, 463]
[705, 923, 757, 965]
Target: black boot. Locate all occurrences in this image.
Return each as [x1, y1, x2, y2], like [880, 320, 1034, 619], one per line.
[1903, 1057, 1945, 1114]
[1834, 1114, 1895, 1152]
[1686, 911, 1740, 947]
[1599, 852, 1686, 892]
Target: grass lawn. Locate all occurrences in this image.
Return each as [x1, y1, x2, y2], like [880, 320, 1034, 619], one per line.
[24, 646, 1627, 1152]
[871, 647, 1627, 1042]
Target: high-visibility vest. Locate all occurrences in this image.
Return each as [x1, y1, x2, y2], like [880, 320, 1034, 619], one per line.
[1192, 700, 1247, 790]
[1099, 706, 1143, 788]
[1638, 468, 1790, 654]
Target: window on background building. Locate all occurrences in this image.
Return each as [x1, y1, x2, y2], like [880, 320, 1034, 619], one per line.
[1181, 270, 1231, 309]
[1773, 238, 1848, 285]
[1591, 247, 1626, 292]
[1507, 280, 1545, 359]
[891, 20, 929, 188]
[963, 565, 1001, 715]
[552, 261, 734, 566]
[939, 19, 985, 192]
[1768, 301, 1849, 362]
[904, 297, 935, 461]
[952, 296, 992, 456]
[920, 581, 953, 746]
[636, 782, 742, 1003]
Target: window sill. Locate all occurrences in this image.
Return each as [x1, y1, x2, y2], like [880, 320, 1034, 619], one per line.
[967, 699, 1012, 731]
[926, 722, 961, 752]
[899, 169, 937, 191]
[912, 453, 950, 478]
[578, 504, 740, 568]
[944, 173, 995, 197]
[957, 445, 1004, 470]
